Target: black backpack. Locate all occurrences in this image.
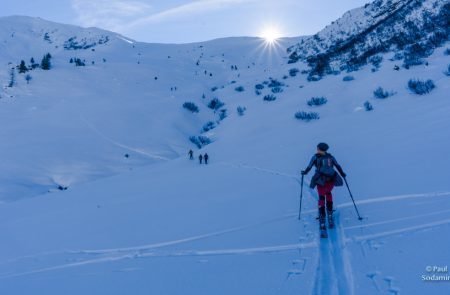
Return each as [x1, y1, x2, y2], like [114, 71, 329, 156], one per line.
[317, 154, 336, 177]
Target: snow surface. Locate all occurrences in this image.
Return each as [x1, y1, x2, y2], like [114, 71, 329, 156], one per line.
[0, 14, 449, 295]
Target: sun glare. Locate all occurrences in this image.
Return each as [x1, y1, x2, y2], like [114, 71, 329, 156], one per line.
[261, 27, 281, 44]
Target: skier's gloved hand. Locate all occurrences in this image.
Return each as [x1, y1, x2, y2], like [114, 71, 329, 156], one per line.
[301, 170, 307, 176]
[340, 172, 347, 178]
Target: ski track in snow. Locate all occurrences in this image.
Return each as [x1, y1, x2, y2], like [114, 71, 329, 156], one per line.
[344, 208, 450, 230]
[80, 115, 171, 161]
[219, 162, 299, 179]
[329, 212, 355, 295]
[71, 213, 304, 255]
[341, 191, 450, 208]
[311, 192, 450, 295]
[349, 218, 450, 243]
[314, 236, 334, 295]
[1, 190, 450, 281]
[0, 242, 318, 279]
[313, 212, 354, 295]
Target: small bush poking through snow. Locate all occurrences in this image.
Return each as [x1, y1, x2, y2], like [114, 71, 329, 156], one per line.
[373, 87, 393, 99]
[202, 121, 216, 132]
[255, 83, 264, 90]
[263, 94, 277, 101]
[343, 75, 355, 81]
[307, 97, 328, 106]
[267, 79, 284, 88]
[307, 75, 321, 82]
[219, 109, 227, 120]
[189, 135, 212, 148]
[235, 86, 245, 92]
[289, 68, 300, 77]
[208, 98, 225, 110]
[295, 111, 320, 122]
[182, 102, 199, 113]
[8, 68, 15, 87]
[255, 90, 262, 96]
[444, 65, 450, 76]
[445, 48, 450, 56]
[271, 86, 284, 93]
[74, 58, 85, 66]
[364, 101, 374, 111]
[25, 74, 32, 84]
[408, 79, 436, 95]
[237, 106, 246, 116]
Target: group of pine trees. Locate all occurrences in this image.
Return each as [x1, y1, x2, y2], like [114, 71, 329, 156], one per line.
[69, 58, 85, 66]
[8, 53, 52, 87]
[17, 53, 52, 73]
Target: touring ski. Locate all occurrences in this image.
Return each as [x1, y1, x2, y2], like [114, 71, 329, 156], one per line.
[320, 224, 328, 238]
[328, 212, 334, 229]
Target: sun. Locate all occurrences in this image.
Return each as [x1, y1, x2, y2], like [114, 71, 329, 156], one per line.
[260, 27, 281, 44]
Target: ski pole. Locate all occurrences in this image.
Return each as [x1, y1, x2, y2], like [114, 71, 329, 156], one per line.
[298, 174, 304, 220]
[343, 177, 363, 220]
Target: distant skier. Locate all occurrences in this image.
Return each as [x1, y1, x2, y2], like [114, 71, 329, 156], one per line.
[204, 153, 209, 164]
[188, 149, 194, 160]
[301, 143, 346, 232]
[199, 154, 203, 164]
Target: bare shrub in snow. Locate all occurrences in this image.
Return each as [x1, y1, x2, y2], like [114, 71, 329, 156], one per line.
[202, 121, 216, 132]
[295, 111, 320, 121]
[408, 79, 435, 95]
[271, 86, 283, 93]
[373, 87, 395, 99]
[237, 106, 246, 116]
[289, 68, 300, 77]
[183, 102, 199, 113]
[189, 136, 212, 148]
[444, 65, 450, 76]
[219, 109, 227, 120]
[235, 86, 245, 92]
[307, 97, 328, 106]
[263, 94, 276, 101]
[208, 98, 225, 110]
[364, 101, 374, 111]
[343, 75, 355, 81]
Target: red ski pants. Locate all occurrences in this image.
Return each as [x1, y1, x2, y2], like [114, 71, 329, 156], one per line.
[317, 181, 334, 207]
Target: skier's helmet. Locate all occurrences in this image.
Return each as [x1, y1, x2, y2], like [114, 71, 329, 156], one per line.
[317, 142, 329, 152]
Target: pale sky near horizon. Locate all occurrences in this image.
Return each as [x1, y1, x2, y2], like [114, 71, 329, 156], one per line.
[1, 0, 369, 43]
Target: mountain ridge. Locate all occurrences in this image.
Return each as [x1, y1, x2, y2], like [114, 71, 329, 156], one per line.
[287, 0, 449, 79]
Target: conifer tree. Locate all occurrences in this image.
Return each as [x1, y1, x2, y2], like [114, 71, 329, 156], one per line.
[18, 60, 28, 73]
[41, 53, 51, 70]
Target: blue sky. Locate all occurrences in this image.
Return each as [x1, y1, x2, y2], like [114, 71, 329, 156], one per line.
[1, 0, 369, 43]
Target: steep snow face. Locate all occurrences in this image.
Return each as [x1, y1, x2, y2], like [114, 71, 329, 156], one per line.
[287, 0, 449, 76]
[0, 8, 449, 295]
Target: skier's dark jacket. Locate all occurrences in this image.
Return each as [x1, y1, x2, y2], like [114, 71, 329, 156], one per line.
[304, 153, 344, 188]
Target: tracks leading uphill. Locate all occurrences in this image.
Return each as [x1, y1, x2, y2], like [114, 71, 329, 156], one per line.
[313, 212, 355, 295]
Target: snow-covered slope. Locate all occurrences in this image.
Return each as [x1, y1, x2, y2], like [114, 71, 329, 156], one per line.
[0, 1, 449, 294]
[287, 0, 449, 78]
[0, 16, 298, 201]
